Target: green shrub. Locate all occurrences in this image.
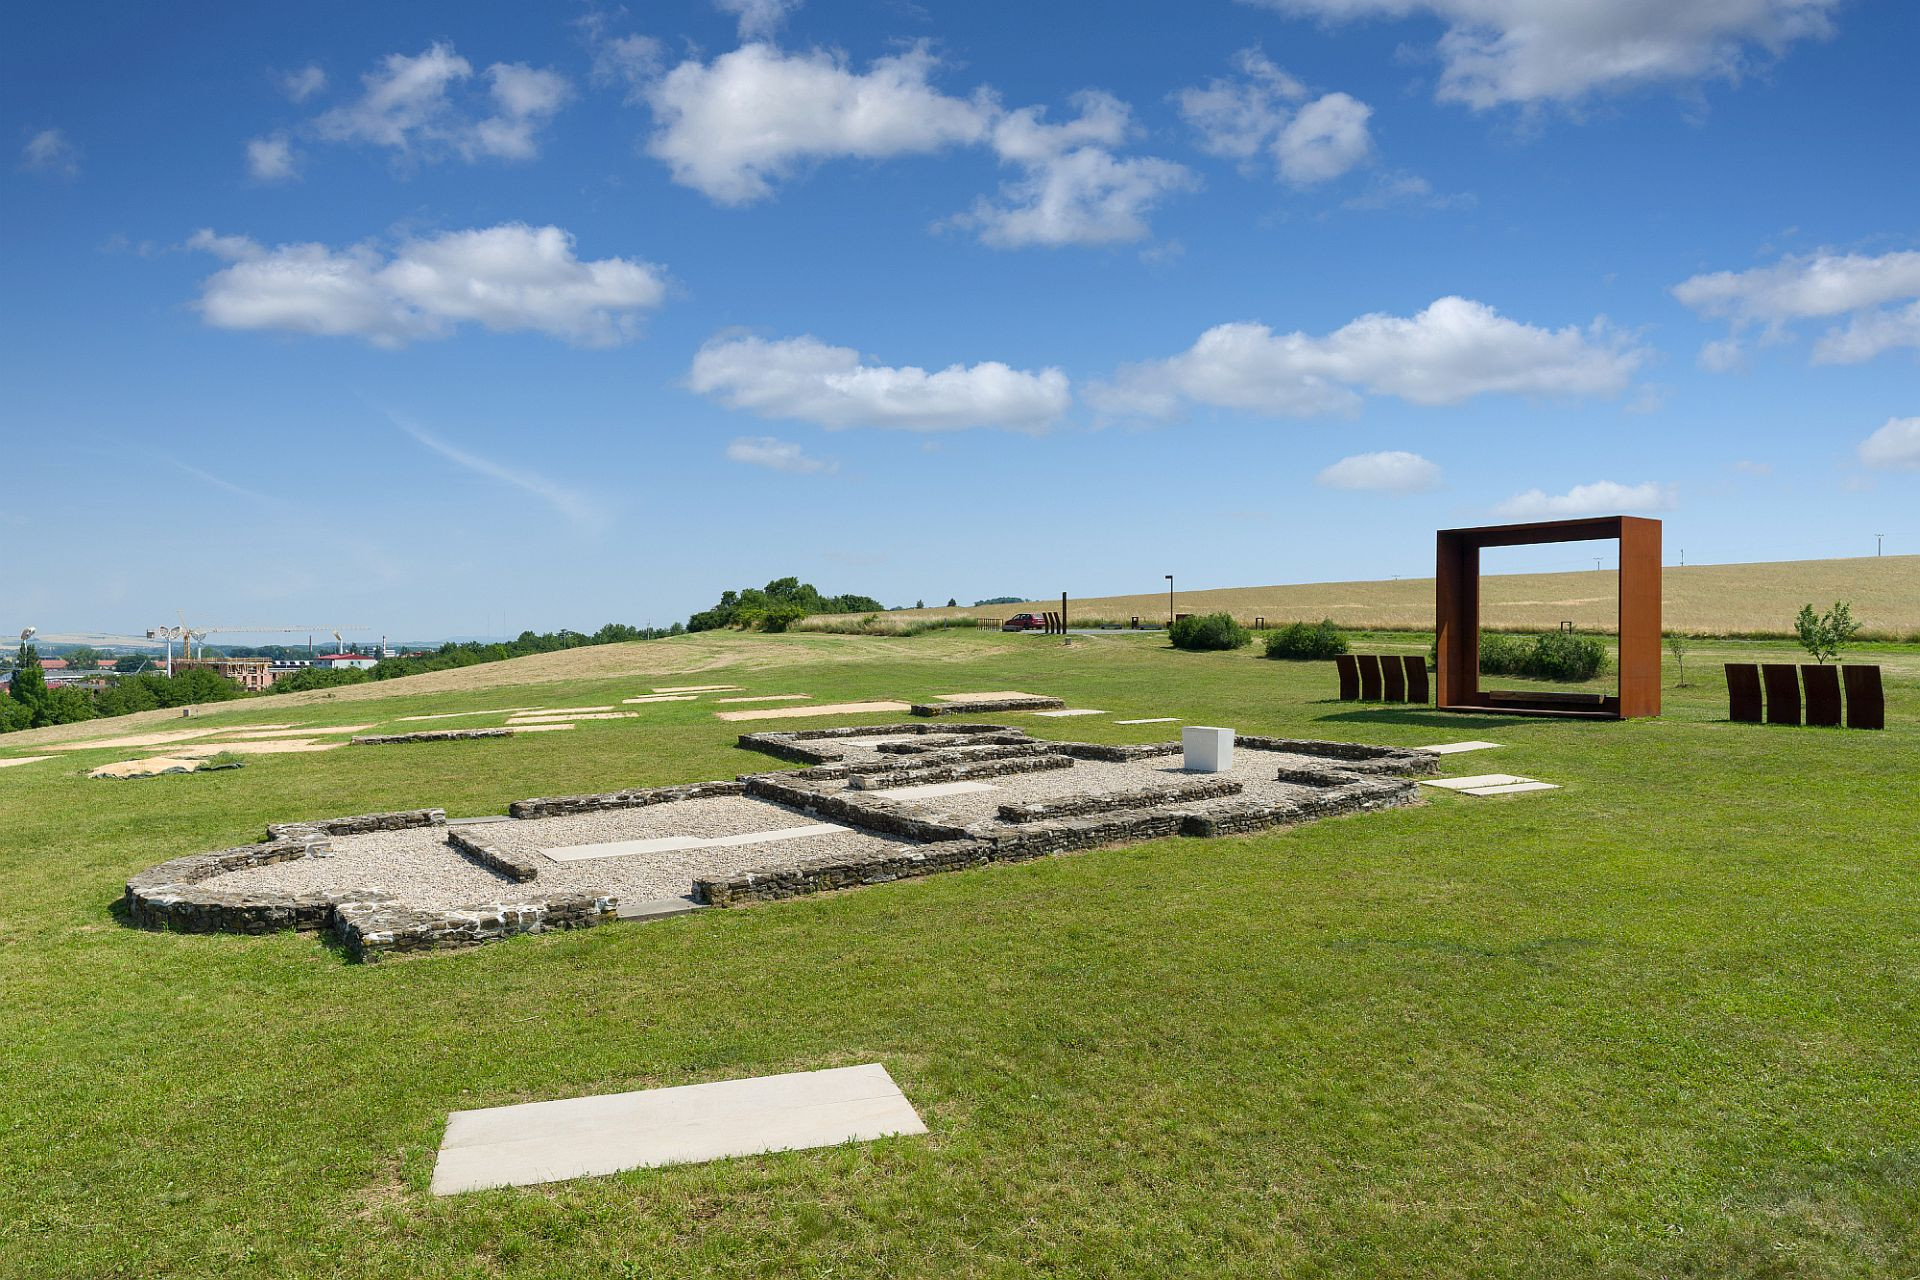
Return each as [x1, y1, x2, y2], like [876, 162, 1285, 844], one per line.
[1264, 619, 1348, 660]
[1170, 612, 1250, 652]
[1526, 631, 1608, 682]
[1458, 631, 1608, 682]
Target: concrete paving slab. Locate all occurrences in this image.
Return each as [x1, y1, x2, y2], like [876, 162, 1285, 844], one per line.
[1032, 709, 1107, 718]
[506, 724, 576, 733]
[654, 685, 742, 693]
[430, 1062, 925, 1194]
[1419, 773, 1532, 791]
[935, 690, 1049, 703]
[1417, 741, 1502, 755]
[545, 824, 852, 862]
[868, 780, 999, 800]
[716, 701, 911, 722]
[622, 695, 699, 704]
[1460, 781, 1561, 796]
[0, 756, 53, 768]
[714, 695, 812, 704]
[52, 728, 225, 752]
[509, 712, 638, 722]
[516, 706, 615, 715]
[616, 895, 705, 922]
[398, 708, 537, 722]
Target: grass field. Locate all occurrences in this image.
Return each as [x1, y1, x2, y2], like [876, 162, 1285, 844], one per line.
[3, 628, 1918, 1277]
[832, 554, 1920, 636]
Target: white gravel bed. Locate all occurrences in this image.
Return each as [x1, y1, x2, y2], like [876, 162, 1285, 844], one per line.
[839, 747, 1367, 826]
[201, 795, 924, 909]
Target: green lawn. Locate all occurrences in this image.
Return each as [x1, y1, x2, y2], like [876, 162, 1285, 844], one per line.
[3, 629, 1916, 1278]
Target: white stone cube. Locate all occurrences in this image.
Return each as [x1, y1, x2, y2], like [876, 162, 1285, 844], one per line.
[1183, 725, 1234, 773]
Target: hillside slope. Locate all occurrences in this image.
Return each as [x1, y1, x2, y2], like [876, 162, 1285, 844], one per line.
[855, 555, 1920, 636]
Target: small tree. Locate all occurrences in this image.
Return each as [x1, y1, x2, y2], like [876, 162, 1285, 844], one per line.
[1666, 632, 1691, 686]
[9, 644, 49, 726]
[1794, 600, 1862, 664]
[946, 598, 958, 608]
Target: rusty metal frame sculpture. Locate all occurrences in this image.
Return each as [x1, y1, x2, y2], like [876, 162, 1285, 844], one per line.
[1435, 515, 1662, 720]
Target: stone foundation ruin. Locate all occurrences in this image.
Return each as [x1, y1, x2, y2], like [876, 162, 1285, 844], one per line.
[122, 723, 1437, 960]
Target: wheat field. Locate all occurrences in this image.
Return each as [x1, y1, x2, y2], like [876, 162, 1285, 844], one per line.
[850, 555, 1920, 637]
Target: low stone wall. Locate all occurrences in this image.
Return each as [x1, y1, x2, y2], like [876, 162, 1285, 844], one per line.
[123, 835, 345, 934]
[997, 776, 1242, 822]
[350, 728, 513, 745]
[696, 840, 1000, 906]
[448, 828, 540, 882]
[333, 892, 617, 962]
[1054, 741, 1186, 763]
[910, 697, 1065, 716]
[1232, 735, 1437, 776]
[736, 722, 1014, 764]
[508, 780, 745, 819]
[269, 808, 446, 840]
[1272, 765, 1365, 787]
[743, 774, 977, 843]
[847, 752, 1074, 791]
[875, 734, 1031, 754]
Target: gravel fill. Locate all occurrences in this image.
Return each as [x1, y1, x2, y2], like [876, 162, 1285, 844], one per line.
[829, 746, 1375, 827]
[202, 794, 922, 909]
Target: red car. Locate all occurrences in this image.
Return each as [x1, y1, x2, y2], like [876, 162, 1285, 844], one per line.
[1001, 613, 1046, 631]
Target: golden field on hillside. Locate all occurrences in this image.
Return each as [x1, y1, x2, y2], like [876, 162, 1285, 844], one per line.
[835, 555, 1920, 637]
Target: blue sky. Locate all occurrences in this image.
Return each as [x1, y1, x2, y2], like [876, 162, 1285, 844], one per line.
[4, 0, 1916, 640]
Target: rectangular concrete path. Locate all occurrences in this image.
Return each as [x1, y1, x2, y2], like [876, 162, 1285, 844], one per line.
[431, 1063, 925, 1194]
[545, 824, 851, 862]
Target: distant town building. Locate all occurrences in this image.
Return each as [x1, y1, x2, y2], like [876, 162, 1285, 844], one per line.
[174, 657, 275, 693]
[315, 653, 380, 671]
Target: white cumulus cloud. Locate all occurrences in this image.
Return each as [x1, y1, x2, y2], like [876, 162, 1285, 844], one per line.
[629, 39, 1189, 245]
[1674, 249, 1920, 367]
[644, 43, 994, 205]
[726, 435, 836, 474]
[1857, 417, 1920, 472]
[282, 64, 327, 102]
[311, 43, 570, 163]
[1275, 91, 1373, 184]
[715, 0, 801, 41]
[20, 127, 78, 177]
[1316, 450, 1442, 493]
[246, 135, 298, 182]
[1243, 0, 1843, 108]
[1093, 295, 1643, 418]
[1177, 50, 1373, 185]
[188, 223, 667, 348]
[952, 92, 1195, 248]
[1493, 479, 1676, 520]
[689, 333, 1071, 432]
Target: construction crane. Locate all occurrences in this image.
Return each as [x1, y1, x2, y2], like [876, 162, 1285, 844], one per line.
[147, 615, 370, 675]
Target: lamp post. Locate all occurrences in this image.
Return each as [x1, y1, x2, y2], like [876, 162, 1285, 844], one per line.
[1165, 574, 1174, 628]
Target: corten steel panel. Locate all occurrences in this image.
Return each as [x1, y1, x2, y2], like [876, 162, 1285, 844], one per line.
[1434, 515, 1661, 720]
[1843, 664, 1886, 730]
[1614, 517, 1663, 719]
[1802, 664, 1842, 727]
[1381, 655, 1407, 702]
[1357, 654, 1384, 701]
[1725, 663, 1763, 723]
[1402, 655, 1430, 704]
[1762, 663, 1802, 725]
[1335, 654, 1360, 701]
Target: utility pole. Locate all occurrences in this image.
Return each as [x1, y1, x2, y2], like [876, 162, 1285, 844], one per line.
[1876, 533, 1884, 557]
[1165, 574, 1174, 628]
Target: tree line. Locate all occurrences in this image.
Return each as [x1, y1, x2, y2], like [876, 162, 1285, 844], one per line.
[1, 623, 668, 733]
